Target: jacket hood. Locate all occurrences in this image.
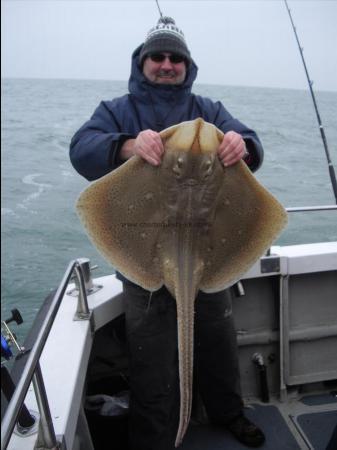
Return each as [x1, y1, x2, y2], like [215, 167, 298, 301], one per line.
[128, 44, 198, 103]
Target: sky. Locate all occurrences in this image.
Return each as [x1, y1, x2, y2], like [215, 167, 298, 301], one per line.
[1, 0, 337, 91]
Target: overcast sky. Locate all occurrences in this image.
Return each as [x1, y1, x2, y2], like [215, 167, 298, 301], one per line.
[2, 0, 337, 91]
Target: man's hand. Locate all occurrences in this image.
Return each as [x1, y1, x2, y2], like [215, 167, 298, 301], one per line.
[120, 130, 164, 166]
[217, 131, 247, 167]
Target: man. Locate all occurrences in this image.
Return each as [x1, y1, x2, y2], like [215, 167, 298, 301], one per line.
[70, 16, 265, 450]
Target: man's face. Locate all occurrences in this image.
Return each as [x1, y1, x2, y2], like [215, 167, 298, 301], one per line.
[143, 52, 187, 85]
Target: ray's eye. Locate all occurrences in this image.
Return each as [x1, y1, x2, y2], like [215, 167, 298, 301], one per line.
[172, 157, 184, 176]
[177, 157, 184, 168]
[203, 159, 213, 178]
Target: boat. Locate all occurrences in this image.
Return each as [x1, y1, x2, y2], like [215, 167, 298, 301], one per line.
[1, 235, 337, 450]
[2, 2, 337, 450]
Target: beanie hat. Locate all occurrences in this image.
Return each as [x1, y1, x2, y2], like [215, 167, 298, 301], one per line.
[139, 16, 191, 66]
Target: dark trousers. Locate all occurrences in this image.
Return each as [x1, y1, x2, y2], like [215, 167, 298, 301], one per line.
[123, 283, 243, 450]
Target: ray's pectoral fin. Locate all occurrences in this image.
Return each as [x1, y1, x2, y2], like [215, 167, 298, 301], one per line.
[200, 161, 288, 293]
[76, 156, 164, 290]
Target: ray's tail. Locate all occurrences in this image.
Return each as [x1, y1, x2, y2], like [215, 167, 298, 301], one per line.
[171, 229, 202, 447]
[174, 285, 196, 447]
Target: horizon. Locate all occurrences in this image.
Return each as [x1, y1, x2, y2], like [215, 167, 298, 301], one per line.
[3, 75, 337, 95]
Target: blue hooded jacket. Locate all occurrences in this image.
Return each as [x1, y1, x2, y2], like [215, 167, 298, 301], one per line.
[70, 45, 263, 181]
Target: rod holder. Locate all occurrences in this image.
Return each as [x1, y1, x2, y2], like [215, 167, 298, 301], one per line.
[252, 353, 270, 403]
[73, 260, 91, 321]
[67, 258, 102, 298]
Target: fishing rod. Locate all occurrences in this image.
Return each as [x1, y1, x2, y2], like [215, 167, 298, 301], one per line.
[284, 0, 337, 204]
[155, 0, 164, 18]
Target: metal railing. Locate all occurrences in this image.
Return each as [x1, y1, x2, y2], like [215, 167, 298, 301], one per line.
[1, 259, 93, 450]
[286, 205, 337, 212]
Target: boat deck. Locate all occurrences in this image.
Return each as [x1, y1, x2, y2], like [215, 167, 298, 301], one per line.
[84, 387, 337, 450]
[83, 313, 337, 450]
[181, 393, 337, 450]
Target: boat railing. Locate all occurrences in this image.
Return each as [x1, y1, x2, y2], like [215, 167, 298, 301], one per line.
[286, 205, 337, 212]
[1, 258, 94, 450]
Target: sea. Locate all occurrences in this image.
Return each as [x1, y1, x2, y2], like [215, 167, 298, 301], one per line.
[1, 78, 337, 344]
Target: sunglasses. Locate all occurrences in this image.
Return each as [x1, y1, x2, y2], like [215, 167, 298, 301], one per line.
[149, 53, 186, 64]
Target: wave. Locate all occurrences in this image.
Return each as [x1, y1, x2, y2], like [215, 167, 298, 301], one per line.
[17, 174, 53, 210]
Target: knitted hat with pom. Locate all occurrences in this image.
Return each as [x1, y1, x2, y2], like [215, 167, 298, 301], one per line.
[139, 16, 191, 65]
